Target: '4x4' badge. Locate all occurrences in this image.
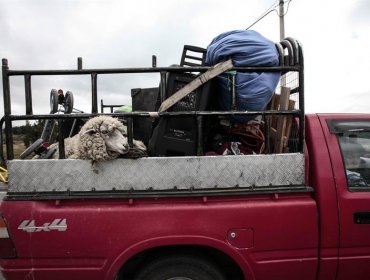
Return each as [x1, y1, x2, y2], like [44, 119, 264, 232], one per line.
[18, 219, 67, 232]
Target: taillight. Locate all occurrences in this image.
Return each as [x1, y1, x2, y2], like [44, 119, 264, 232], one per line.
[0, 216, 16, 258]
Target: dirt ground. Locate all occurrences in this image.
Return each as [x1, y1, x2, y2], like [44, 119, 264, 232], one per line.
[3, 134, 26, 159]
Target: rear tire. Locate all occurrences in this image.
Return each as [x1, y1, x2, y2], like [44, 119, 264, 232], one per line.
[64, 91, 74, 114]
[133, 254, 226, 280]
[50, 89, 59, 113]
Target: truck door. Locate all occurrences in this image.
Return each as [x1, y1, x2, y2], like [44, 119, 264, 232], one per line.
[321, 116, 370, 280]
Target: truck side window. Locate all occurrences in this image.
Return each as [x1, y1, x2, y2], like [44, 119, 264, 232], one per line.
[338, 132, 370, 189]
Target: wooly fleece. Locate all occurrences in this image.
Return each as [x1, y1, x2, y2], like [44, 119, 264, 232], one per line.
[50, 116, 146, 161]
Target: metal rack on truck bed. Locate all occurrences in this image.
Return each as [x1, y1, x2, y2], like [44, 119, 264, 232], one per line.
[0, 37, 309, 199]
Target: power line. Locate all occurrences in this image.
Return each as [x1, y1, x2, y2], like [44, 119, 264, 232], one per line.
[246, 0, 292, 30]
[246, 9, 277, 30]
[246, 0, 279, 30]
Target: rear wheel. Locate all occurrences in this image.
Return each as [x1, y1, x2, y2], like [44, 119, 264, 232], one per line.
[64, 91, 74, 114]
[133, 254, 226, 280]
[50, 89, 59, 113]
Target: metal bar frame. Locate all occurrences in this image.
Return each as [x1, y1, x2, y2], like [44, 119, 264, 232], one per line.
[1, 39, 305, 162]
[1, 59, 13, 161]
[100, 99, 124, 113]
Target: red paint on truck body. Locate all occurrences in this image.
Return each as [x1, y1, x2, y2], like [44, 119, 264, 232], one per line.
[1, 193, 318, 280]
[2, 114, 370, 280]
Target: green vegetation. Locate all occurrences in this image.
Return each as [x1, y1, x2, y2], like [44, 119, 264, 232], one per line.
[2, 121, 45, 160]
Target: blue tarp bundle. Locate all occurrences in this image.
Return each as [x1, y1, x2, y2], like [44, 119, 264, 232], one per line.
[205, 30, 280, 122]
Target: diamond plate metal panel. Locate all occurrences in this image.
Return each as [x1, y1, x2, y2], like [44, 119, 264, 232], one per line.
[8, 153, 305, 193]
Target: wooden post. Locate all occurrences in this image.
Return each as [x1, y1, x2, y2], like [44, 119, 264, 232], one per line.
[274, 86, 290, 153]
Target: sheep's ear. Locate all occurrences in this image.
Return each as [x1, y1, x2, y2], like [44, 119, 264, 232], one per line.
[82, 128, 96, 136]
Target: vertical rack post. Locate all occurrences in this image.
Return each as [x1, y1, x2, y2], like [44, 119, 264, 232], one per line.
[77, 57, 83, 70]
[91, 73, 98, 114]
[127, 117, 134, 147]
[196, 116, 203, 156]
[2, 59, 14, 160]
[263, 114, 270, 153]
[230, 72, 237, 110]
[2, 59, 11, 116]
[58, 119, 66, 159]
[298, 44, 304, 153]
[160, 72, 167, 103]
[24, 75, 33, 115]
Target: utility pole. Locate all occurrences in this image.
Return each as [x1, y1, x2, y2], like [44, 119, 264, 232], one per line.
[279, 0, 286, 86]
[279, 0, 285, 40]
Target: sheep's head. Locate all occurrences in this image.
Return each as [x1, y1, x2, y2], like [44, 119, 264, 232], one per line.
[99, 123, 128, 155]
[79, 116, 130, 160]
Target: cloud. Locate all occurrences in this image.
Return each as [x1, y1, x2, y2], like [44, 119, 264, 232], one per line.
[0, 0, 271, 116]
[0, 0, 369, 118]
[341, 91, 370, 113]
[350, 0, 370, 26]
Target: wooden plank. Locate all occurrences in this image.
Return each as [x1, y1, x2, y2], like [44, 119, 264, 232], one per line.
[283, 99, 296, 152]
[269, 93, 280, 129]
[158, 58, 233, 113]
[274, 87, 291, 153]
[270, 93, 280, 110]
[270, 127, 288, 148]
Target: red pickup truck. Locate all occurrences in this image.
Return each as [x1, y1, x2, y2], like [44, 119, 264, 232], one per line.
[0, 39, 369, 280]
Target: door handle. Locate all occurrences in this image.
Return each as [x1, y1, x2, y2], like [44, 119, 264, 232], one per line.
[354, 212, 370, 224]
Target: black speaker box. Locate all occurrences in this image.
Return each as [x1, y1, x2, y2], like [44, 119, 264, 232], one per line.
[149, 73, 213, 156]
[131, 87, 159, 145]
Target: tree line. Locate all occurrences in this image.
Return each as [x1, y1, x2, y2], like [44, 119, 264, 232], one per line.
[12, 121, 45, 147]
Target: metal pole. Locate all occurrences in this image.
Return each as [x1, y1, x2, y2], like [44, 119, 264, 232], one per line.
[279, 0, 286, 87]
[298, 44, 305, 153]
[58, 120, 66, 159]
[279, 0, 285, 41]
[91, 73, 98, 114]
[2, 59, 14, 160]
[24, 75, 33, 115]
[2, 59, 11, 117]
[196, 116, 203, 156]
[127, 117, 133, 147]
[77, 57, 83, 70]
[160, 72, 167, 102]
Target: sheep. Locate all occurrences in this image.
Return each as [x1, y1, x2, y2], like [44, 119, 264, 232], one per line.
[48, 116, 147, 161]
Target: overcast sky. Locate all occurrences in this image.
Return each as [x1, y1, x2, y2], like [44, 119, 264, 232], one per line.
[0, 0, 369, 117]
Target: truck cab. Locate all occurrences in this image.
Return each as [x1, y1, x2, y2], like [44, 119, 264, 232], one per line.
[306, 114, 370, 280]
